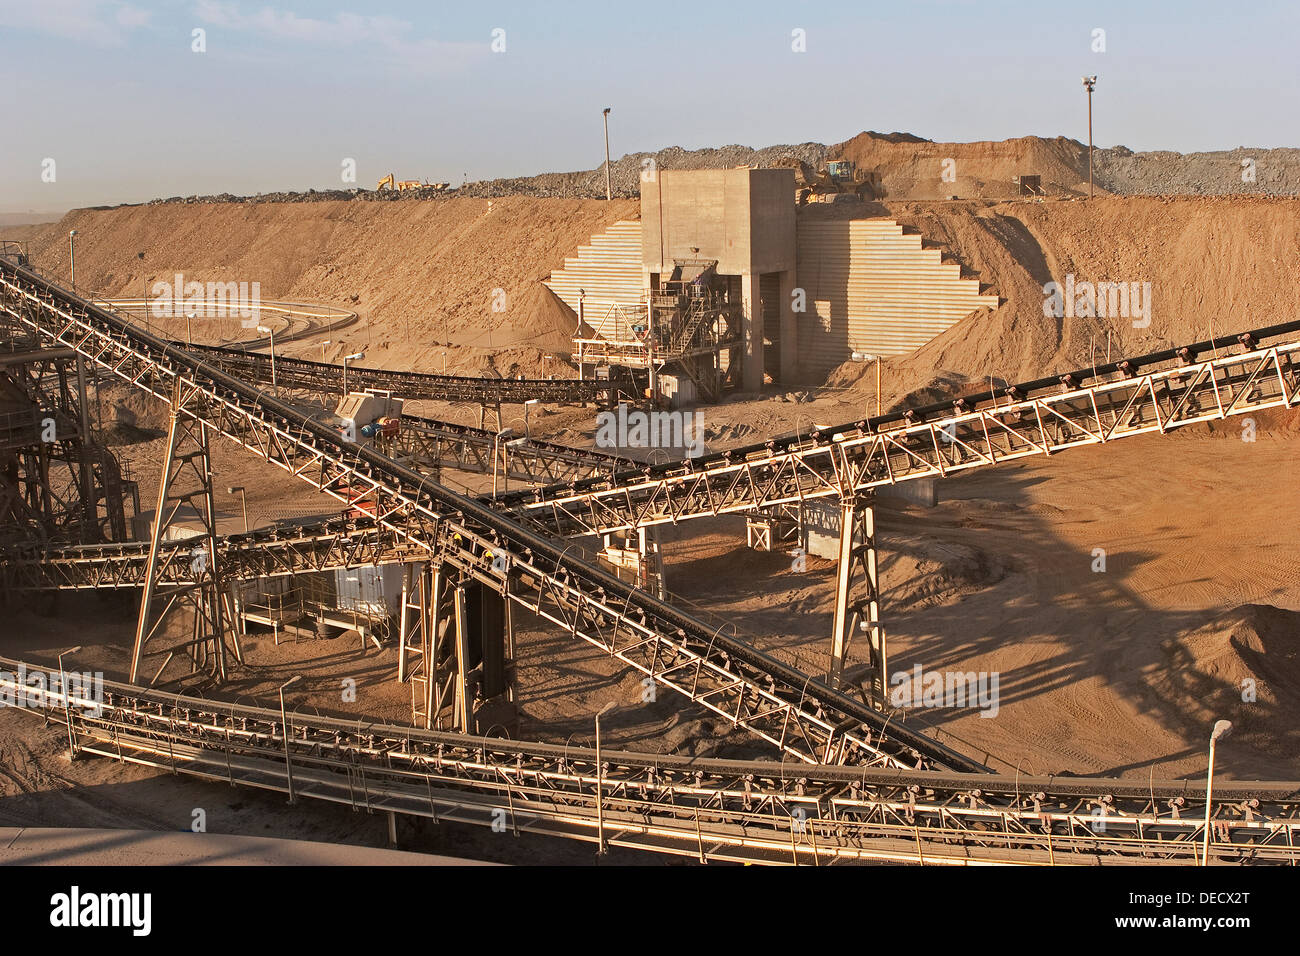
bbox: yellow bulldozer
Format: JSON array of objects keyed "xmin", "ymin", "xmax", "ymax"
[
  {"xmin": 778, "ymin": 159, "xmax": 881, "ymax": 204},
  {"xmin": 376, "ymin": 173, "xmax": 451, "ymax": 193}
]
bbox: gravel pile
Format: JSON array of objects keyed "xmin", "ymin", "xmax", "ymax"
[
  {"xmin": 140, "ymin": 143, "xmax": 830, "ymax": 206},
  {"xmin": 1094, "ymin": 145, "xmax": 1300, "ymax": 196},
  {"xmin": 456, "ymin": 142, "xmax": 829, "ymax": 199},
  {"xmin": 132, "ymin": 139, "xmax": 1299, "ymax": 208}
]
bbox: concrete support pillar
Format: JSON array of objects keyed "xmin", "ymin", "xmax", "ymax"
[
  {"xmin": 740, "ymin": 273, "xmax": 763, "ymax": 392},
  {"xmin": 778, "ymin": 268, "xmax": 798, "ymax": 383}
]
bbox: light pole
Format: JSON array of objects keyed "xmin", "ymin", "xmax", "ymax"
[
  {"xmin": 227, "ymin": 485, "xmax": 248, "ymax": 533},
  {"xmin": 320, "ymin": 339, "xmax": 331, "ymax": 360},
  {"xmin": 492, "ymin": 427, "xmax": 514, "ymax": 500},
  {"xmin": 342, "ymin": 352, "xmax": 365, "ymax": 395},
  {"xmin": 256, "ymin": 324, "xmax": 277, "ymax": 393},
  {"xmin": 506, "ymin": 434, "xmax": 528, "ymax": 488},
  {"xmin": 602, "ymin": 108, "xmax": 612, "ymax": 201},
  {"xmin": 523, "ymin": 398, "xmax": 540, "ymax": 438},
  {"xmin": 279, "ymin": 675, "xmax": 302, "ymax": 804},
  {"xmin": 58, "ymin": 645, "xmax": 83, "ymax": 759},
  {"xmin": 68, "ymin": 230, "xmax": 78, "ymax": 290},
  {"xmin": 137, "ymin": 251, "xmax": 152, "ymax": 334},
  {"xmin": 595, "ymin": 701, "xmax": 616, "ymax": 855},
  {"xmin": 441, "ymin": 350, "xmax": 447, "ymax": 375},
  {"xmin": 1202, "ymin": 719, "xmax": 1232, "ymax": 866},
  {"xmin": 186, "ymin": 311, "xmax": 195, "ymax": 346},
  {"xmin": 852, "ymin": 351, "xmax": 882, "ymax": 417},
  {"xmin": 1082, "ymin": 75, "xmax": 1097, "ymax": 198}
]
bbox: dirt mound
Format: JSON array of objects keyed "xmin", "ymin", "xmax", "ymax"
[
  {"xmin": 58, "ymin": 132, "xmax": 1300, "ymax": 214},
  {"xmin": 1153, "ymin": 605, "xmax": 1300, "ymax": 747},
  {"xmin": 21, "ymin": 197, "xmax": 638, "ymax": 371},
  {"xmin": 884, "ymin": 537, "xmax": 1007, "ymax": 611},
  {"xmin": 831, "ymin": 133, "xmax": 1300, "ymax": 200},
  {"xmin": 854, "ymin": 195, "xmax": 1300, "ymax": 404},
  {"xmin": 831, "ymin": 131, "xmax": 1101, "ymax": 199},
  {"xmin": 17, "ymin": 193, "xmax": 1297, "ymax": 399}
]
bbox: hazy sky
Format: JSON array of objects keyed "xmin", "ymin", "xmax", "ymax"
[{"xmin": 1, "ymin": 0, "xmax": 1296, "ymax": 212}]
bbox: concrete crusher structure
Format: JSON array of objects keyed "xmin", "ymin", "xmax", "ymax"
[{"xmin": 547, "ymin": 167, "xmax": 999, "ymax": 400}]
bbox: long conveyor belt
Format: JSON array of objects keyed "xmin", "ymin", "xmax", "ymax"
[{"xmin": 0, "ymin": 254, "xmax": 978, "ymax": 772}]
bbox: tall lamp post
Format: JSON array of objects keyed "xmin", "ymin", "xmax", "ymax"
[
  {"xmin": 492, "ymin": 427, "xmax": 514, "ymax": 500},
  {"xmin": 1202, "ymin": 719, "xmax": 1232, "ymax": 866},
  {"xmin": 136, "ymin": 251, "xmax": 150, "ymax": 333},
  {"xmin": 595, "ymin": 701, "xmax": 616, "ymax": 855},
  {"xmin": 186, "ymin": 311, "xmax": 196, "ymax": 347},
  {"xmin": 58, "ymin": 645, "xmax": 83, "ymax": 759},
  {"xmin": 68, "ymin": 230, "xmax": 78, "ymax": 290},
  {"xmin": 256, "ymin": 324, "xmax": 277, "ymax": 393},
  {"xmin": 227, "ymin": 485, "xmax": 249, "ymax": 533},
  {"xmin": 342, "ymin": 351, "xmax": 365, "ymax": 395},
  {"xmin": 279, "ymin": 675, "xmax": 302, "ymax": 804},
  {"xmin": 602, "ymin": 108, "xmax": 612, "ymax": 201},
  {"xmin": 1082, "ymin": 75, "xmax": 1097, "ymax": 198},
  {"xmin": 523, "ymin": 398, "xmax": 540, "ymax": 438}
]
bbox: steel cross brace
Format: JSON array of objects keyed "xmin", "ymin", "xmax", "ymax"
[
  {"xmin": 131, "ymin": 378, "xmax": 243, "ymax": 684},
  {"xmin": 829, "ymin": 495, "xmax": 885, "ymax": 702},
  {"xmin": 0, "ymin": 262, "xmax": 967, "ymax": 770}
]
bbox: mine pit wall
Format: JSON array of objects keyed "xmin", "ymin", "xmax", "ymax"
[{"xmin": 14, "ymin": 195, "xmax": 1299, "ymax": 397}]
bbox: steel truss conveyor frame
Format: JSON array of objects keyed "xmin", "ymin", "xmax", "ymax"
[
  {"xmin": 390, "ymin": 413, "xmax": 628, "ymax": 487},
  {"xmin": 185, "ymin": 341, "xmax": 632, "ymax": 406},
  {"xmin": 0, "ymin": 256, "xmax": 974, "ymax": 772},
  {"xmin": 501, "ymin": 321, "xmax": 1300, "ymax": 537},
  {"xmin": 5, "ymin": 664, "xmax": 1298, "ymax": 866},
  {"xmin": 2, "ymin": 516, "xmax": 418, "ymax": 590}
]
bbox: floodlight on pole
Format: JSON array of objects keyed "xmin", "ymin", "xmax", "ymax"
[
  {"xmin": 1200, "ymin": 719, "xmax": 1233, "ymax": 866},
  {"xmin": 1082, "ymin": 76, "xmax": 1097, "ymax": 198},
  {"xmin": 523, "ymin": 398, "xmax": 540, "ymax": 437},
  {"xmin": 492, "ymin": 427, "xmax": 515, "ymax": 500},
  {"xmin": 58, "ymin": 645, "xmax": 83, "ymax": 759},
  {"xmin": 279, "ymin": 675, "xmax": 302, "ymax": 804},
  {"xmin": 602, "ymin": 108, "xmax": 612, "ymax": 201},
  {"xmin": 595, "ymin": 701, "xmax": 617, "ymax": 854},
  {"xmin": 227, "ymin": 485, "xmax": 249, "ymax": 533},
  {"xmin": 257, "ymin": 325, "xmax": 277, "ymax": 392},
  {"xmin": 342, "ymin": 352, "xmax": 365, "ymax": 394}
]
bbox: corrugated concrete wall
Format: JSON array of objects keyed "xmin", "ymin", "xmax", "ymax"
[
  {"xmin": 548, "ymin": 216, "xmax": 998, "ymax": 376},
  {"xmin": 544, "ymin": 220, "xmax": 645, "ymax": 338},
  {"xmin": 795, "ymin": 219, "xmax": 999, "ymax": 377}
]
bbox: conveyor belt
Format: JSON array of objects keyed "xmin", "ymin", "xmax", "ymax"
[
  {"xmin": 0, "ymin": 255, "xmax": 972, "ymax": 772},
  {"xmin": 4, "ymin": 662, "xmax": 1295, "ymax": 866},
  {"xmin": 186, "ymin": 341, "xmax": 634, "ymax": 405},
  {"xmin": 498, "ymin": 321, "xmax": 1300, "ymax": 535}
]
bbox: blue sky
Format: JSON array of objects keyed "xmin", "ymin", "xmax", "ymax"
[{"xmin": 1, "ymin": 0, "xmax": 1296, "ymax": 211}]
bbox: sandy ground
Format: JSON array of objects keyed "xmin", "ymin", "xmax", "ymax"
[
  {"xmin": 7, "ymin": 388, "xmax": 1297, "ymax": 777},
  {"xmin": 3, "ymin": 193, "xmax": 1298, "ymax": 863},
  {"xmin": 2, "ymin": 377, "xmax": 1296, "ymax": 864},
  {"xmin": 0, "ymin": 827, "xmax": 495, "ymax": 866}
]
